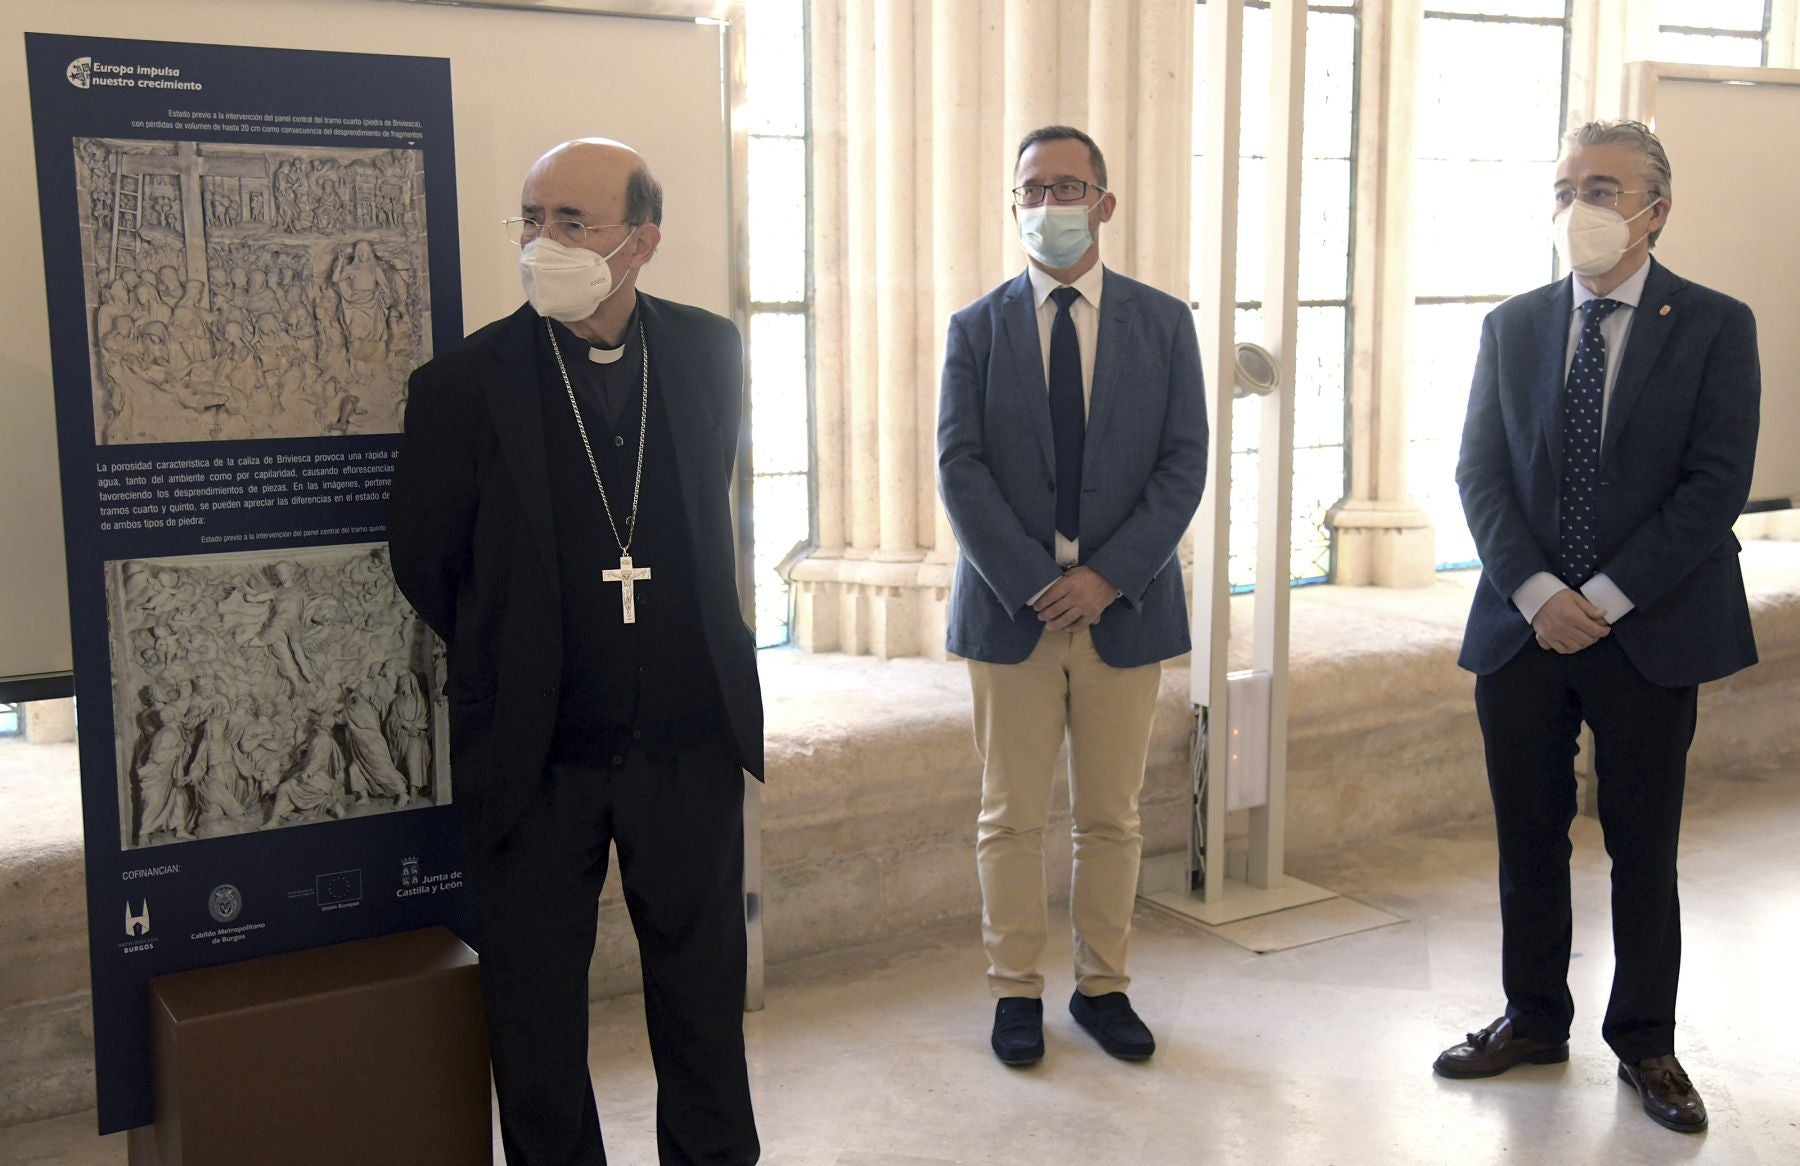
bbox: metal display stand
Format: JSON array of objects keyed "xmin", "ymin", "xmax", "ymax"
[
  {"xmin": 743, "ymin": 774, "xmax": 765, "ymax": 1011},
  {"xmin": 1143, "ymin": 0, "xmax": 1338, "ymax": 927}
]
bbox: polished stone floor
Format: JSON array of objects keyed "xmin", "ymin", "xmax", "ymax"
[{"xmin": 5, "ymin": 755, "xmax": 1796, "ymax": 1165}]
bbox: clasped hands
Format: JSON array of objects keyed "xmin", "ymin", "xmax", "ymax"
[
  {"xmin": 1532, "ymin": 588, "xmax": 1610, "ymax": 654},
  {"xmin": 1033, "ymin": 565, "xmax": 1118, "ymax": 631}
]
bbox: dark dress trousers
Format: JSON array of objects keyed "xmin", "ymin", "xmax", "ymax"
[
  {"xmin": 390, "ymin": 297, "xmax": 763, "ymax": 1165},
  {"xmin": 1455, "ymin": 258, "xmax": 1759, "ymax": 1063}
]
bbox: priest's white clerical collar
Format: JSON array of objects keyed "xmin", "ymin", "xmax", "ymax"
[{"xmin": 550, "ymin": 314, "xmax": 635, "ymax": 364}]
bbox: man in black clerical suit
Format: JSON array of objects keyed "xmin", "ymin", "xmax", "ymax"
[{"xmin": 390, "ymin": 139, "xmax": 763, "ymax": 1166}]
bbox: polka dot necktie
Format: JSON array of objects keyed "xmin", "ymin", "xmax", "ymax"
[
  {"xmin": 1558, "ymin": 297, "xmax": 1623, "ymax": 585},
  {"xmin": 1048, "ymin": 285, "xmax": 1085, "ymax": 542}
]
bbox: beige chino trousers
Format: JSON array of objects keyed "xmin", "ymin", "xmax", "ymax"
[{"xmin": 968, "ymin": 627, "xmax": 1162, "ymax": 998}]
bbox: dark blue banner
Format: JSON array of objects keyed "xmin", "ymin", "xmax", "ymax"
[{"xmin": 25, "ymin": 32, "xmax": 468, "ymax": 1133}]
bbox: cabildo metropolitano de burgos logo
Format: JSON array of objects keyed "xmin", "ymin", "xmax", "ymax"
[{"xmin": 208, "ymin": 884, "xmax": 243, "ymax": 924}]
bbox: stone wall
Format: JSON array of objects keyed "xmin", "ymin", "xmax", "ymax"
[{"xmin": 6, "ymin": 543, "xmax": 1799, "ymax": 1125}]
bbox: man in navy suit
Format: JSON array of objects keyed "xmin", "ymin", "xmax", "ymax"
[
  {"xmin": 1437, "ymin": 121, "xmax": 1759, "ymax": 1134},
  {"xmin": 937, "ymin": 125, "xmax": 1208, "ymax": 1067}
]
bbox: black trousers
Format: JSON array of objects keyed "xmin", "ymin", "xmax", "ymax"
[
  {"xmin": 1474, "ymin": 635, "xmax": 1697, "ymax": 1064},
  {"xmin": 465, "ymin": 737, "xmax": 757, "ymax": 1165}
]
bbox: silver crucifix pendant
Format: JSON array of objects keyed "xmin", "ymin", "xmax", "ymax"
[{"xmin": 602, "ymin": 553, "xmax": 653, "ymax": 624}]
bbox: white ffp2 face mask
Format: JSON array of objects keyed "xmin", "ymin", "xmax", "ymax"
[
  {"xmin": 518, "ymin": 231, "xmax": 637, "ymax": 322},
  {"xmin": 1553, "ymin": 198, "xmax": 1656, "ymax": 278}
]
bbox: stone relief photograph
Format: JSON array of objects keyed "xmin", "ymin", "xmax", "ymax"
[
  {"xmin": 105, "ymin": 543, "xmax": 449, "ymax": 850},
  {"xmin": 73, "ymin": 138, "xmax": 433, "ymax": 445}
]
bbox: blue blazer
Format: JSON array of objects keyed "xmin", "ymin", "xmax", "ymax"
[
  {"xmin": 1456, "ymin": 259, "xmax": 1760, "ymax": 688},
  {"xmin": 937, "ymin": 268, "xmax": 1209, "ymax": 667}
]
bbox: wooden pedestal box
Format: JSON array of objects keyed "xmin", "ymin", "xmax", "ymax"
[{"xmin": 126, "ymin": 926, "xmax": 490, "ymax": 1166}]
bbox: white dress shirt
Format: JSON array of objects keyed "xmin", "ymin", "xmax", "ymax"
[
  {"xmin": 1027, "ymin": 261, "xmax": 1105, "ymax": 570},
  {"xmin": 1511, "ymin": 257, "xmax": 1651, "ymax": 626}
]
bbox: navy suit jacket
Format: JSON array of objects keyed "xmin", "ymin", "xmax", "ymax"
[
  {"xmin": 937, "ymin": 267, "xmax": 1209, "ymax": 667},
  {"xmin": 1455, "ymin": 259, "xmax": 1759, "ymax": 688}
]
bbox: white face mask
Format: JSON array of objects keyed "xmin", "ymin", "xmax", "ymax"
[
  {"xmin": 1552, "ymin": 198, "xmax": 1656, "ymax": 278},
  {"xmin": 518, "ymin": 230, "xmax": 637, "ymax": 322},
  {"xmin": 1017, "ymin": 204, "xmax": 1094, "ymax": 270}
]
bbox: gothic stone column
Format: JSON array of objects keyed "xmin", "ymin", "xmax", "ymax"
[
  {"xmin": 1328, "ymin": 0, "xmax": 1436, "ymax": 586},
  {"xmin": 793, "ymin": 0, "xmax": 1196, "ymax": 657}
]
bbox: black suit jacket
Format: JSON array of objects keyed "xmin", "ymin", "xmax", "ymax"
[
  {"xmin": 1456, "ymin": 259, "xmax": 1760, "ymax": 688},
  {"xmin": 389, "ymin": 296, "xmax": 763, "ymax": 848}
]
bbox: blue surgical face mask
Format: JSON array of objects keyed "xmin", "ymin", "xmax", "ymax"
[{"xmin": 1017, "ymin": 204, "xmax": 1094, "ymax": 269}]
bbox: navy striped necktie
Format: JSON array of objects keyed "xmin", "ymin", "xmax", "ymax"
[
  {"xmin": 1048, "ymin": 285, "xmax": 1084, "ymax": 542},
  {"xmin": 1559, "ymin": 297, "xmax": 1623, "ymax": 585}
]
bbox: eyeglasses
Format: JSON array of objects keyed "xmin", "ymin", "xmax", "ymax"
[
  {"xmin": 1011, "ymin": 180, "xmax": 1106, "ymax": 207},
  {"xmin": 1553, "ymin": 187, "xmax": 1654, "ymax": 210},
  {"xmin": 501, "ymin": 217, "xmax": 632, "ymax": 246}
]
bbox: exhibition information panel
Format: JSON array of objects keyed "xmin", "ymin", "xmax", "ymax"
[{"xmin": 26, "ymin": 33, "xmax": 469, "ymax": 1133}]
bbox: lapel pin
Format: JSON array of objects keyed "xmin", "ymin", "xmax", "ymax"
[{"xmin": 1659, "ymin": 305, "xmax": 1671, "ymax": 316}]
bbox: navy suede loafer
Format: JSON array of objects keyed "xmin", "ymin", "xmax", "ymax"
[
  {"xmin": 1069, "ymin": 990, "xmax": 1155, "ymax": 1061},
  {"xmin": 991, "ymin": 996, "xmax": 1045, "ymax": 1066}
]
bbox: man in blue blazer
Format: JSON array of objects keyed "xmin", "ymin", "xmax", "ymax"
[
  {"xmin": 1438, "ymin": 121, "xmax": 1759, "ymax": 1135},
  {"xmin": 937, "ymin": 126, "xmax": 1208, "ymax": 1067}
]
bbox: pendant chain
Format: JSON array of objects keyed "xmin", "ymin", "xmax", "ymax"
[{"xmin": 546, "ymin": 316, "xmax": 649, "ymax": 555}]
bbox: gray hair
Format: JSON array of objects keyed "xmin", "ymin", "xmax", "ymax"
[
  {"xmin": 625, "ymin": 164, "xmax": 663, "ymax": 228},
  {"xmin": 1562, "ymin": 119, "xmax": 1671, "ymax": 246}
]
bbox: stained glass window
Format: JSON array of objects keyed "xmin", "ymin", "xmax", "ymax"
[
  {"xmin": 1658, "ymin": 0, "xmax": 1766, "ymax": 32},
  {"xmin": 1424, "ymin": 1, "xmax": 1565, "ymax": 14},
  {"xmin": 1409, "ymin": 5, "xmax": 1570, "ymax": 569},
  {"xmin": 1656, "ymin": 0, "xmax": 1771, "ymax": 67},
  {"xmin": 1655, "ymin": 32, "xmax": 1764, "ymax": 66},
  {"xmin": 744, "ymin": 0, "xmax": 811, "ymax": 648}
]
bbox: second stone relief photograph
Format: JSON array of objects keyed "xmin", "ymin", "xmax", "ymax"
[
  {"xmin": 106, "ymin": 543, "xmax": 449, "ymax": 850},
  {"xmin": 75, "ymin": 138, "xmax": 433, "ymax": 445}
]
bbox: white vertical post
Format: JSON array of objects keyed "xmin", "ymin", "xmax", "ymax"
[
  {"xmin": 1248, "ymin": 0, "xmax": 1306, "ymax": 891},
  {"xmin": 1772, "ymin": 0, "xmax": 1800, "ymax": 69},
  {"xmin": 1191, "ymin": 0, "xmax": 1243, "ymax": 903},
  {"xmin": 723, "ymin": 3, "xmax": 762, "ymax": 1012}
]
